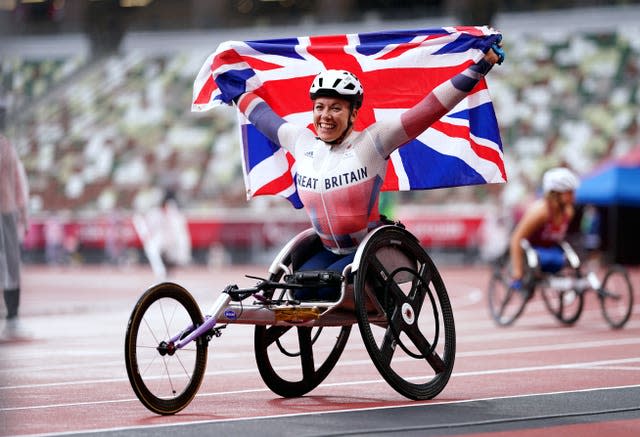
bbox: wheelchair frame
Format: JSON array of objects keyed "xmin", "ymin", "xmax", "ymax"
[
  {"xmin": 488, "ymin": 238, "xmax": 634, "ymax": 328},
  {"xmin": 124, "ymin": 224, "xmax": 456, "ymax": 415}
]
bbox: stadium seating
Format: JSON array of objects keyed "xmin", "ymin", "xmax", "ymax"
[{"xmin": 2, "ymin": 28, "xmax": 639, "ymax": 216}]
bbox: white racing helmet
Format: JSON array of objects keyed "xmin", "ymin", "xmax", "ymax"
[
  {"xmin": 542, "ymin": 167, "xmax": 580, "ymax": 193},
  {"xmin": 309, "ymin": 69, "xmax": 363, "ymax": 108}
]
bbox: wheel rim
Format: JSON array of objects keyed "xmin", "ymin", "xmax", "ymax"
[{"xmin": 125, "ymin": 283, "xmax": 207, "ymax": 415}]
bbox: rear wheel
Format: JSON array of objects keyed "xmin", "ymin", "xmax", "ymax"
[
  {"xmin": 488, "ymin": 258, "xmax": 530, "ymax": 326},
  {"xmin": 599, "ymin": 266, "xmax": 633, "ymax": 329},
  {"xmin": 254, "ymin": 322, "xmax": 351, "ymax": 397},
  {"xmin": 254, "ymin": 266, "xmax": 351, "ymax": 398},
  {"xmin": 124, "ymin": 282, "xmax": 207, "ymax": 415},
  {"xmin": 353, "ymin": 226, "xmax": 455, "ymax": 400}
]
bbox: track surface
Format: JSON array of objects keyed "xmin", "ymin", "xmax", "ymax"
[{"xmin": 1, "ymin": 263, "xmax": 639, "ymax": 436}]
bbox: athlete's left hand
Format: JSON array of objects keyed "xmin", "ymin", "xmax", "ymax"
[{"xmin": 486, "ymin": 34, "xmax": 505, "ymax": 65}]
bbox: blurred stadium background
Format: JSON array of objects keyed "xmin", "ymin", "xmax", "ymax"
[{"xmin": 2, "ymin": 0, "xmax": 640, "ymax": 267}]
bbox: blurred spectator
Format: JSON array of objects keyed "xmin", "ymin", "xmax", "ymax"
[
  {"xmin": 104, "ymin": 209, "xmax": 128, "ymax": 266},
  {"xmin": 44, "ymin": 215, "xmax": 65, "ymax": 265},
  {"xmin": 479, "ymin": 203, "xmax": 510, "ymax": 263},
  {"xmin": 1, "ymin": 103, "xmax": 30, "ymax": 340},
  {"xmin": 133, "ymin": 190, "xmax": 191, "ymax": 280}
]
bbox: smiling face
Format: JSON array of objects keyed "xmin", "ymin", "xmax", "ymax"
[{"xmin": 312, "ymin": 96, "xmax": 358, "ymax": 143}]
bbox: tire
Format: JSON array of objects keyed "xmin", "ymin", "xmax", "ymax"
[
  {"xmin": 599, "ymin": 265, "xmax": 633, "ymax": 329},
  {"xmin": 353, "ymin": 226, "xmax": 455, "ymax": 400},
  {"xmin": 487, "ymin": 260, "xmax": 530, "ymax": 326},
  {"xmin": 540, "ymin": 268, "xmax": 584, "ymax": 325},
  {"xmin": 254, "ymin": 271, "xmax": 352, "ymax": 398},
  {"xmin": 124, "ymin": 282, "xmax": 207, "ymax": 415}
]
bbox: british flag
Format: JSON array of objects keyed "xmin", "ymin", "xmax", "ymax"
[{"xmin": 192, "ymin": 26, "xmax": 505, "ymax": 208}]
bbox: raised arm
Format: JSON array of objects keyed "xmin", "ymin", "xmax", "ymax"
[
  {"xmin": 235, "ymin": 92, "xmax": 306, "ymax": 153},
  {"xmin": 373, "ymin": 46, "xmax": 503, "ymax": 158},
  {"xmin": 405, "ymin": 50, "xmax": 499, "ymax": 134}
]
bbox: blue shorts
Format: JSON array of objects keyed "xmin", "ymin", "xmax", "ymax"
[{"xmin": 533, "ymin": 246, "xmax": 565, "ymax": 274}]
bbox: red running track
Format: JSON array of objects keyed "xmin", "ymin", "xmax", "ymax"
[{"xmin": 1, "ymin": 263, "xmax": 639, "ymax": 436}]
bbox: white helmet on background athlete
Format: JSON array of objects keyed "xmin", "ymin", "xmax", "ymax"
[
  {"xmin": 309, "ymin": 70, "xmax": 364, "ymax": 109},
  {"xmin": 542, "ymin": 167, "xmax": 580, "ymax": 193}
]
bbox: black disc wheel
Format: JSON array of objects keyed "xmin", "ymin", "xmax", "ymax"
[
  {"xmin": 540, "ymin": 269, "xmax": 584, "ymax": 325},
  {"xmin": 487, "ymin": 258, "xmax": 530, "ymax": 326},
  {"xmin": 599, "ymin": 266, "xmax": 633, "ymax": 329},
  {"xmin": 125, "ymin": 282, "xmax": 207, "ymax": 415},
  {"xmin": 254, "ymin": 269, "xmax": 352, "ymax": 398},
  {"xmin": 353, "ymin": 226, "xmax": 455, "ymax": 400}
]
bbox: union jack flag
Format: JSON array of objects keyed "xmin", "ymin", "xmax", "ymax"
[{"xmin": 192, "ymin": 26, "xmax": 505, "ymax": 208}]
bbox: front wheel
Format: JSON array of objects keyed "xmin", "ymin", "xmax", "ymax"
[
  {"xmin": 599, "ymin": 266, "xmax": 633, "ymax": 329},
  {"xmin": 124, "ymin": 282, "xmax": 208, "ymax": 415}
]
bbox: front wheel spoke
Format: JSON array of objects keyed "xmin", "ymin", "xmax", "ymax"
[
  {"xmin": 158, "ymin": 300, "xmax": 176, "ymax": 340},
  {"xmin": 174, "ymin": 350, "xmax": 194, "ymax": 380},
  {"xmin": 139, "ymin": 351, "xmax": 160, "ymax": 377},
  {"xmin": 142, "ymin": 317, "xmax": 161, "ymax": 345},
  {"xmin": 161, "ymin": 356, "xmax": 178, "ymax": 397}
]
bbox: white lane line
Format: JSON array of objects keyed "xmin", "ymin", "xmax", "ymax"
[
  {"xmin": 3, "ymin": 337, "xmax": 640, "ymax": 391},
  {"xmin": 459, "ymin": 337, "xmax": 640, "ymax": 357},
  {"xmin": 2, "ymin": 358, "xmax": 640, "ymax": 412},
  {"xmin": 3, "ymin": 320, "xmax": 639, "ymax": 375}
]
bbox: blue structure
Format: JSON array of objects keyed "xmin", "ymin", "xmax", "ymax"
[{"xmin": 576, "ymin": 147, "xmax": 640, "ymax": 264}]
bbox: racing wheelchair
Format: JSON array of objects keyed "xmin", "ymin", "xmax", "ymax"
[
  {"xmin": 124, "ymin": 224, "xmax": 456, "ymax": 415},
  {"xmin": 488, "ymin": 239, "xmax": 633, "ymax": 329}
]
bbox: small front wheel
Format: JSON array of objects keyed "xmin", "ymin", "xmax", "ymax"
[
  {"xmin": 599, "ymin": 266, "xmax": 633, "ymax": 329},
  {"xmin": 124, "ymin": 282, "xmax": 208, "ymax": 415}
]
